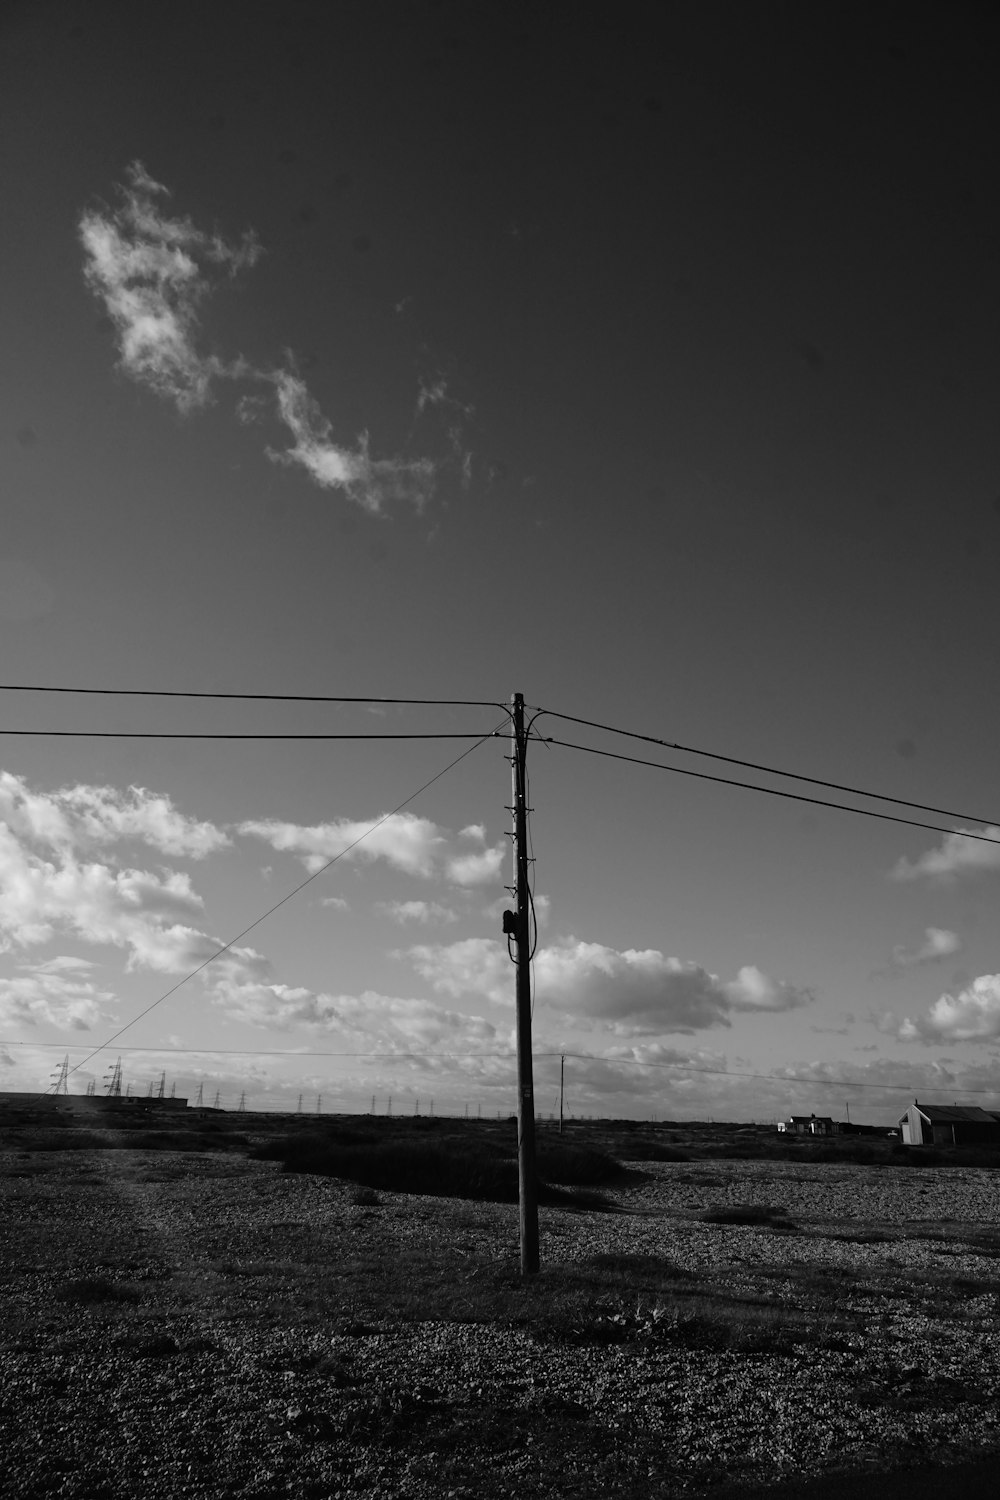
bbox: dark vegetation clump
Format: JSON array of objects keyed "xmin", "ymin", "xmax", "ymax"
[
  {"xmin": 700, "ymin": 1204, "xmax": 791, "ymax": 1227},
  {"xmin": 57, "ymin": 1276, "xmax": 141, "ymax": 1306},
  {"xmin": 251, "ymin": 1128, "xmax": 621, "ymax": 1208}
]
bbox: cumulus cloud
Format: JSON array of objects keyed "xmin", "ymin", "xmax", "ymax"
[
  {"xmin": 0, "ymin": 820, "xmax": 217, "ymax": 973},
  {"xmin": 722, "ymin": 965, "xmax": 814, "ymax": 1011},
  {"xmin": 894, "ymin": 973, "xmax": 1000, "ymax": 1042},
  {"xmin": 0, "ymin": 770, "xmax": 230, "ymax": 977},
  {"xmin": 0, "ymin": 771, "xmax": 228, "ymax": 859},
  {"xmin": 79, "ymin": 160, "xmax": 260, "ymax": 412},
  {"xmin": 891, "ymin": 827, "xmax": 1000, "ymax": 882},
  {"xmin": 445, "ymin": 843, "xmax": 506, "ymax": 887},
  {"xmin": 0, "ymin": 958, "xmax": 116, "ymax": 1030},
  {"xmin": 268, "ymin": 370, "xmax": 436, "ymax": 514},
  {"xmin": 891, "ymin": 927, "xmax": 960, "ymax": 967},
  {"xmin": 81, "ymin": 164, "xmax": 451, "ymax": 513},
  {"xmin": 407, "ymin": 936, "xmax": 812, "ymax": 1033},
  {"xmin": 408, "ymin": 937, "xmax": 510, "ymax": 1003}
]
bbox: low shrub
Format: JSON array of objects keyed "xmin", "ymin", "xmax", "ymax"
[
  {"xmin": 57, "ymin": 1276, "xmax": 141, "ymax": 1306},
  {"xmin": 700, "ymin": 1204, "xmax": 788, "ymax": 1226},
  {"xmin": 260, "ymin": 1131, "xmax": 617, "ymax": 1208}
]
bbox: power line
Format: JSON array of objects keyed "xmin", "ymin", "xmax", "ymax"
[
  {"xmin": 540, "ymin": 1052, "xmax": 1000, "ymax": 1095},
  {"xmin": 542, "ymin": 737, "xmax": 1000, "ymax": 845},
  {"xmin": 0, "ymin": 730, "xmax": 498, "ymax": 739},
  {"xmin": 49, "ymin": 722, "xmax": 506, "ymax": 1092},
  {"xmin": 0, "ymin": 684, "xmax": 506, "ymax": 710},
  {"xmin": 533, "ymin": 706, "xmax": 997, "ymax": 830}
]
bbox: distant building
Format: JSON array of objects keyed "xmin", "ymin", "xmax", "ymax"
[
  {"xmin": 899, "ymin": 1102, "xmax": 1000, "ymax": 1146},
  {"xmin": 777, "ymin": 1114, "xmax": 836, "ymax": 1135}
]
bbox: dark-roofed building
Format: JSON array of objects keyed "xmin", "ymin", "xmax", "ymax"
[
  {"xmin": 777, "ymin": 1114, "xmax": 836, "ymax": 1135},
  {"xmin": 899, "ymin": 1102, "xmax": 1000, "ymax": 1146}
]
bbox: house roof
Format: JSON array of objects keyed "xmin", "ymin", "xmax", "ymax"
[{"xmin": 910, "ymin": 1105, "xmax": 1000, "ymax": 1124}]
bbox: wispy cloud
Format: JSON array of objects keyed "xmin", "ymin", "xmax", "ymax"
[
  {"xmin": 891, "ymin": 926, "xmax": 960, "ymax": 967},
  {"xmin": 239, "ymin": 810, "xmax": 503, "ymax": 889},
  {"xmin": 81, "ymin": 164, "xmax": 459, "ymax": 513},
  {"xmin": 238, "ymin": 811, "xmax": 445, "ymax": 878},
  {"xmin": 79, "ymin": 161, "xmax": 260, "ymax": 412},
  {"xmin": 379, "ymin": 900, "xmax": 459, "ymax": 925},
  {"xmin": 267, "ymin": 369, "xmax": 436, "ymax": 514},
  {"xmin": 891, "ymin": 827, "xmax": 1000, "ymax": 882},
  {"xmin": 0, "ymin": 959, "xmax": 116, "ymax": 1031}
]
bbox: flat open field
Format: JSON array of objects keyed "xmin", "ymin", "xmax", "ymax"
[{"xmin": 3, "ymin": 1111, "xmax": 1000, "ymax": 1498}]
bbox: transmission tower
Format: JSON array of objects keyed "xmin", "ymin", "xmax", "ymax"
[
  {"xmin": 195, "ymin": 1083, "xmax": 203, "ymax": 1107},
  {"xmin": 169, "ymin": 1082, "xmax": 176, "ymax": 1099},
  {"xmin": 157, "ymin": 1071, "xmax": 166, "ymax": 1101},
  {"xmin": 212, "ymin": 1090, "xmax": 221, "ymax": 1109},
  {"xmin": 316, "ymin": 1094, "xmax": 322, "ymax": 1114},
  {"xmin": 50, "ymin": 1055, "xmax": 69, "ymax": 1095},
  {"xmin": 297, "ymin": 1093, "xmax": 303, "ymax": 1114},
  {"xmin": 104, "ymin": 1057, "xmax": 122, "ymax": 1097},
  {"xmin": 237, "ymin": 1091, "xmax": 246, "ymax": 1113},
  {"xmin": 85, "ymin": 1079, "xmax": 96, "ymax": 1097}
]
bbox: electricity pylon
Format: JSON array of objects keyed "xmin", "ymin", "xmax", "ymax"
[
  {"xmin": 50, "ymin": 1055, "xmax": 69, "ymax": 1095},
  {"xmin": 104, "ymin": 1057, "xmax": 123, "ymax": 1097}
]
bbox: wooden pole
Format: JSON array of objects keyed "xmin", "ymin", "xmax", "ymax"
[{"xmin": 510, "ymin": 692, "xmax": 539, "ymax": 1275}]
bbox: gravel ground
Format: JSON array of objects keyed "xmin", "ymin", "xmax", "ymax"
[{"xmin": 3, "ymin": 1149, "xmax": 1000, "ymax": 1498}]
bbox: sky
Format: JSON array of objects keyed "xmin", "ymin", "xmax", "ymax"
[{"xmin": 2, "ymin": 1, "xmax": 1000, "ymax": 1122}]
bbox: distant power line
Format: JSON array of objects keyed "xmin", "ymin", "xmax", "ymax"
[{"xmin": 5, "ymin": 1039, "xmax": 997, "ymax": 1098}]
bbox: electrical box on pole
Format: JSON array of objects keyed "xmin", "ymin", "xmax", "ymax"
[{"xmin": 504, "ymin": 692, "xmax": 539, "ymax": 1275}]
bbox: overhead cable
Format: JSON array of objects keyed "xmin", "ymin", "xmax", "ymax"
[
  {"xmin": 0, "ymin": 684, "xmax": 506, "ymax": 710},
  {"xmin": 0, "ymin": 730, "xmax": 498, "ymax": 740},
  {"xmin": 542, "ymin": 737, "xmax": 1000, "ymax": 845},
  {"xmin": 534, "ymin": 707, "xmax": 996, "ymax": 829}
]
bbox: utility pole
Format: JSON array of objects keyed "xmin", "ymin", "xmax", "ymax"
[{"xmin": 504, "ymin": 691, "xmax": 539, "ymax": 1275}]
